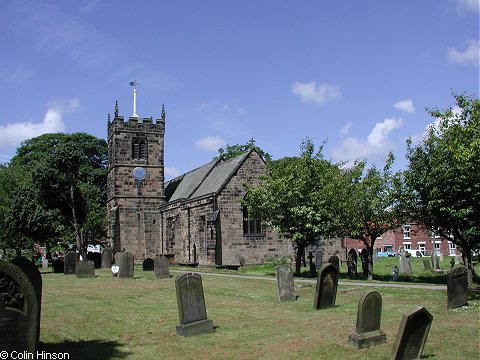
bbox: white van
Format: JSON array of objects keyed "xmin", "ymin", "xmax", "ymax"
[{"xmin": 404, "ymin": 249, "xmax": 431, "ymax": 257}]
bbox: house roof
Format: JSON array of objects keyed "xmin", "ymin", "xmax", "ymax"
[{"xmin": 164, "ymin": 150, "xmax": 252, "ymax": 203}]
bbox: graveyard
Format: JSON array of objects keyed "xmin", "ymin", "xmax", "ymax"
[{"xmin": 15, "ymin": 258, "xmax": 476, "ymax": 360}]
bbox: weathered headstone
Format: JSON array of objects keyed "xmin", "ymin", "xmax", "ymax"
[
  {"xmin": 87, "ymin": 252, "xmax": 101, "ymax": 268},
  {"xmin": 423, "ymin": 259, "xmax": 432, "ymax": 271},
  {"xmin": 142, "ymin": 258, "xmax": 154, "ymax": 271},
  {"xmin": 360, "ymin": 250, "xmax": 369, "ymax": 276},
  {"xmin": 391, "ymin": 306, "xmax": 433, "ymax": 360},
  {"xmin": 11, "ymin": 257, "xmax": 42, "ymax": 347},
  {"xmin": 118, "ymin": 251, "xmax": 134, "ymax": 278},
  {"xmin": 392, "ymin": 266, "xmax": 399, "ymax": 281},
  {"xmin": 175, "ymin": 273, "xmax": 214, "ymax": 336},
  {"xmin": 0, "ymin": 259, "xmax": 38, "ymax": 352},
  {"xmin": 455, "ymin": 255, "xmax": 462, "ymax": 265},
  {"xmin": 399, "ymin": 254, "xmax": 412, "ymax": 274},
  {"xmin": 447, "ymin": 265, "xmax": 468, "ymax": 309},
  {"xmin": 154, "ymin": 255, "xmax": 170, "ymax": 279},
  {"xmin": 64, "ymin": 251, "xmax": 77, "ymax": 275},
  {"xmin": 42, "ymin": 259, "xmax": 49, "ymax": 268},
  {"xmin": 315, "ymin": 250, "xmax": 323, "ymax": 269},
  {"xmin": 347, "ymin": 249, "xmax": 358, "ymax": 279},
  {"xmin": 101, "ymin": 248, "xmax": 113, "ymax": 268},
  {"xmin": 313, "ymin": 263, "xmax": 339, "ymax": 310},
  {"xmin": 114, "ymin": 251, "xmax": 122, "ymax": 265},
  {"xmin": 76, "ymin": 260, "xmax": 95, "ymax": 278},
  {"xmin": 275, "ymin": 264, "xmax": 296, "ymax": 301},
  {"xmin": 348, "ymin": 291, "xmax": 386, "ymax": 349},
  {"xmin": 52, "ymin": 259, "xmax": 64, "ymax": 273}
]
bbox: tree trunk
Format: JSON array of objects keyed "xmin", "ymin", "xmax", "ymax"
[
  {"xmin": 464, "ymin": 250, "xmax": 474, "ymax": 286},
  {"xmin": 366, "ymin": 244, "xmax": 374, "ymax": 281},
  {"xmin": 294, "ymin": 243, "xmax": 306, "ymax": 276}
]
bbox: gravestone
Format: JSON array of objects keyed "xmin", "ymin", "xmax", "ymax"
[
  {"xmin": 87, "ymin": 252, "xmax": 101, "ymax": 268},
  {"xmin": 347, "ymin": 249, "xmax": 358, "ymax": 279},
  {"xmin": 154, "ymin": 255, "xmax": 170, "ymax": 279},
  {"xmin": 76, "ymin": 261, "xmax": 95, "ymax": 278},
  {"xmin": 275, "ymin": 264, "xmax": 296, "ymax": 301},
  {"xmin": 313, "ymin": 263, "xmax": 339, "ymax": 310},
  {"xmin": 447, "ymin": 265, "xmax": 468, "ymax": 309},
  {"xmin": 118, "ymin": 251, "xmax": 134, "ymax": 278},
  {"xmin": 431, "ymin": 252, "xmax": 440, "ymax": 270},
  {"xmin": 391, "ymin": 306, "xmax": 433, "ymax": 360},
  {"xmin": 0, "ymin": 259, "xmax": 38, "ymax": 352},
  {"xmin": 392, "ymin": 266, "xmax": 399, "ymax": 281},
  {"xmin": 360, "ymin": 250, "xmax": 369, "ymax": 276},
  {"xmin": 64, "ymin": 251, "xmax": 77, "ymax": 275},
  {"xmin": 52, "ymin": 259, "xmax": 64, "ymax": 273},
  {"xmin": 114, "ymin": 251, "xmax": 122, "ymax": 265},
  {"xmin": 328, "ymin": 255, "xmax": 340, "ymax": 269},
  {"xmin": 455, "ymin": 255, "xmax": 462, "ymax": 265},
  {"xmin": 175, "ymin": 273, "xmax": 214, "ymax": 336},
  {"xmin": 101, "ymin": 248, "xmax": 113, "ymax": 268},
  {"xmin": 348, "ymin": 291, "xmax": 386, "ymax": 348},
  {"xmin": 143, "ymin": 258, "xmax": 154, "ymax": 271},
  {"xmin": 423, "ymin": 259, "xmax": 432, "ymax": 271},
  {"xmin": 399, "ymin": 254, "xmax": 412, "ymax": 274},
  {"xmin": 315, "ymin": 250, "xmax": 323, "ymax": 269},
  {"xmin": 11, "ymin": 257, "xmax": 42, "ymax": 346},
  {"xmin": 42, "ymin": 259, "xmax": 49, "ymax": 268}
]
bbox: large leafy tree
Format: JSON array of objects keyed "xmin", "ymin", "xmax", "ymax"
[
  {"xmin": 341, "ymin": 153, "xmax": 405, "ymax": 280},
  {"xmin": 0, "ymin": 133, "xmax": 107, "ymax": 257},
  {"xmin": 216, "ymin": 138, "xmax": 272, "ymax": 162},
  {"xmin": 244, "ymin": 138, "xmax": 346, "ymax": 275},
  {"xmin": 405, "ymin": 93, "xmax": 480, "ymax": 284}
]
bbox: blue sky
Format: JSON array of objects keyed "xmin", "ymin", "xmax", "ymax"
[{"xmin": 0, "ymin": 0, "xmax": 478, "ymax": 178}]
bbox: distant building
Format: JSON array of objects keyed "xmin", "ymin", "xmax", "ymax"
[
  {"xmin": 106, "ymin": 104, "xmax": 294, "ymax": 264},
  {"xmin": 344, "ymin": 222, "xmax": 458, "ymax": 257}
]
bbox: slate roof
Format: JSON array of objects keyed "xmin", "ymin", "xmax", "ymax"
[{"xmin": 164, "ymin": 151, "xmax": 252, "ymax": 203}]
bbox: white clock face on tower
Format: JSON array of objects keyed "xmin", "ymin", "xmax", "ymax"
[{"xmin": 132, "ymin": 166, "xmax": 146, "ymax": 181}]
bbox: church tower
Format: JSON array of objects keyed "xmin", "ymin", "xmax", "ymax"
[{"xmin": 106, "ymin": 101, "xmax": 166, "ymax": 259}]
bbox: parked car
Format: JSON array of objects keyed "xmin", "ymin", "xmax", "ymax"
[
  {"xmin": 377, "ymin": 251, "xmax": 398, "ymax": 257},
  {"xmin": 404, "ymin": 249, "xmax": 431, "ymax": 257}
]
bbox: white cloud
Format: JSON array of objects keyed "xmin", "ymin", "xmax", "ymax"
[
  {"xmin": 394, "ymin": 99, "xmax": 415, "ymax": 114},
  {"xmin": 292, "ymin": 81, "xmax": 341, "ymax": 105},
  {"xmin": 165, "ymin": 166, "xmax": 181, "ymax": 179},
  {"xmin": 447, "ymin": 40, "xmax": 480, "ymax": 67},
  {"xmin": 0, "ymin": 98, "xmax": 79, "ymax": 150},
  {"xmin": 194, "ymin": 136, "xmax": 226, "ymax": 152},
  {"xmin": 340, "ymin": 122, "xmax": 352, "ymax": 135},
  {"xmin": 332, "ymin": 117, "xmax": 403, "ymax": 166},
  {"xmin": 455, "ymin": 0, "xmax": 479, "ymax": 13}
]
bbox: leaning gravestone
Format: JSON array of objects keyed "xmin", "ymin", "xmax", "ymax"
[
  {"xmin": 0, "ymin": 259, "xmax": 38, "ymax": 352},
  {"xmin": 347, "ymin": 249, "xmax": 358, "ymax": 279},
  {"xmin": 399, "ymin": 254, "xmax": 412, "ymax": 274},
  {"xmin": 118, "ymin": 251, "xmax": 134, "ymax": 278},
  {"xmin": 142, "ymin": 258, "xmax": 154, "ymax": 271},
  {"xmin": 64, "ymin": 251, "xmax": 77, "ymax": 275},
  {"xmin": 348, "ymin": 291, "xmax": 386, "ymax": 349},
  {"xmin": 154, "ymin": 255, "xmax": 170, "ymax": 279},
  {"xmin": 447, "ymin": 265, "xmax": 468, "ymax": 309},
  {"xmin": 52, "ymin": 259, "xmax": 64, "ymax": 273},
  {"xmin": 101, "ymin": 248, "xmax": 113, "ymax": 268},
  {"xmin": 275, "ymin": 264, "xmax": 296, "ymax": 301},
  {"xmin": 423, "ymin": 259, "xmax": 432, "ymax": 271},
  {"xmin": 114, "ymin": 251, "xmax": 122, "ymax": 265},
  {"xmin": 175, "ymin": 273, "xmax": 214, "ymax": 336},
  {"xmin": 76, "ymin": 260, "xmax": 95, "ymax": 278},
  {"xmin": 314, "ymin": 263, "xmax": 339, "ymax": 310},
  {"xmin": 11, "ymin": 257, "xmax": 42, "ymax": 347},
  {"xmin": 391, "ymin": 306, "xmax": 433, "ymax": 360}
]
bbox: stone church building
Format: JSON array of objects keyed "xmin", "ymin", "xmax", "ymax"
[{"xmin": 106, "ymin": 104, "xmax": 293, "ymax": 265}]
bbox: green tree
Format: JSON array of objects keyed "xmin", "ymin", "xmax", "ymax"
[
  {"xmin": 405, "ymin": 93, "xmax": 480, "ymax": 284},
  {"xmin": 216, "ymin": 138, "xmax": 272, "ymax": 162},
  {"xmin": 340, "ymin": 153, "xmax": 404, "ymax": 280},
  {"xmin": 243, "ymin": 138, "xmax": 345, "ymax": 275},
  {"xmin": 0, "ymin": 133, "xmax": 107, "ymax": 257}
]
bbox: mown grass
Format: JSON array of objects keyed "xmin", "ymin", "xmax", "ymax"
[{"xmin": 39, "ymin": 264, "xmax": 479, "ymax": 360}]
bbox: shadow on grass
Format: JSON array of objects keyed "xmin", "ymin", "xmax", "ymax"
[{"xmin": 42, "ymin": 340, "xmax": 131, "ymax": 360}]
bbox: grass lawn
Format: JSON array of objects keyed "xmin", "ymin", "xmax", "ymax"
[{"xmin": 39, "ymin": 260, "xmax": 479, "ymax": 360}]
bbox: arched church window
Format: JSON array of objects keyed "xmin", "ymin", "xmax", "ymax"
[{"xmin": 243, "ymin": 206, "xmax": 263, "ymax": 236}]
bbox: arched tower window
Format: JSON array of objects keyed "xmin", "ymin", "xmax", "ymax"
[{"xmin": 132, "ymin": 139, "xmax": 147, "ymax": 160}]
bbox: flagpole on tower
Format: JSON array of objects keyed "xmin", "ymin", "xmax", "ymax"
[{"xmin": 129, "ymin": 80, "xmax": 140, "ymax": 117}]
